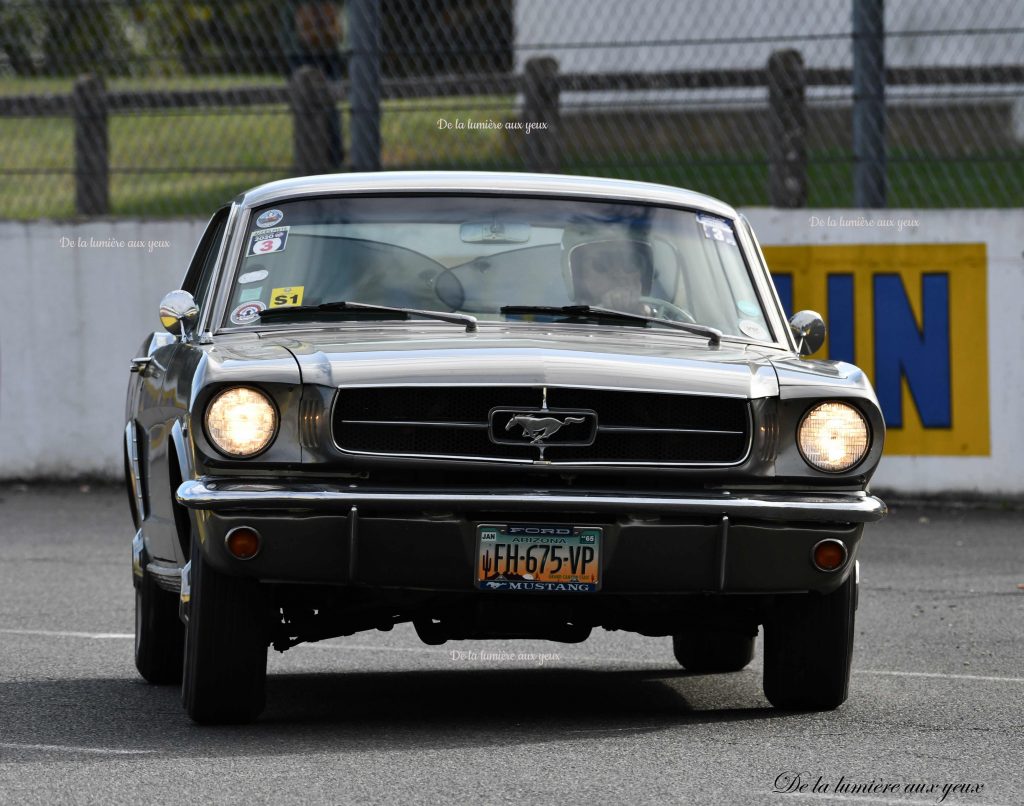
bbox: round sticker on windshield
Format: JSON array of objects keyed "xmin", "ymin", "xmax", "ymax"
[
  {"xmin": 737, "ymin": 300, "xmax": 761, "ymax": 317},
  {"xmin": 230, "ymin": 301, "xmax": 266, "ymax": 326},
  {"xmin": 738, "ymin": 320, "xmax": 770, "ymax": 340},
  {"xmin": 255, "ymin": 209, "xmax": 284, "ymax": 228},
  {"xmin": 238, "ymin": 269, "xmax": 269, "ymax": 284}
]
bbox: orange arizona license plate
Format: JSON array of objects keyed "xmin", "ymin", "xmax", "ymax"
[{"xmin": 476, "ymin": 523, "xmax": 601, "ymax": 592}]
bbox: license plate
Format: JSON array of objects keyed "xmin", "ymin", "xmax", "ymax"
[{"xmin": 476, "ymin": 523, "xmax": 601, "ymax": 592}]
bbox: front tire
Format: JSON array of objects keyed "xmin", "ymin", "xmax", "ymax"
[
  {"xmin": 134, "ymin": 571, "xmax": 185, "ymax": 684},
  {"xmin": 672, "ymin": 630, "xmax": 755, "ymax": 673},
  {"xmin": 182, "ymin": 535, "xmax": 270, "ymax": 724},
  {"xmin": 763, "ymin": 574, "xmax": 856, "ymax": 710}
]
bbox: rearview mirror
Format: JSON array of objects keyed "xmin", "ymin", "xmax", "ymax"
[
  {"xmin": 159, "ymin": 290, "xmax": 199, "ymax": 338},
  {"xmin": 789, "ymin": 310, "xmax": 826, "ymax": 356}
]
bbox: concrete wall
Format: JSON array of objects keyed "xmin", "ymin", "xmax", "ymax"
[
  {"xmin": 1, "ymin": 211, "xmax": 1020, "ymax": 496},
  {"xmin": 0, "ymin": 220, "xmax": 204, "ymax": 479},
  {"xmin": 744, "ymin": 208, "xmax": 1021, "ymax": 497}
]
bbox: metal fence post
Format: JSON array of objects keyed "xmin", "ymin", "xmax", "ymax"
[
  {"xmin": 853, "ymin": 0, "xmax": 886, "ymax": 207},
  {"xmin": 290, "ymin": 66, "xmax": 336, "ymax": 175},
  {"xmin": 72, "ymin": 73, "xmax": 108, "ymax": 216},
  {"xmin": 349, "ymin": 0, "xmax": 382, "ymax": 172},
  {"xmin": 767, "ymin": 50, "xmax": 807, "ymax": 208},
  {"xmin": 523, "ymin": 57, "xmax": 560, "ymax": 173}
]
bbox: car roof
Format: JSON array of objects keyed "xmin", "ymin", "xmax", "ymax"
[{"xmin": 236, "ymin": 171, "xmax": 739, "ymax": 219}]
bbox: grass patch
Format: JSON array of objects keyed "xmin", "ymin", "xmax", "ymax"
[
  {"xmin": 0, "ymin": 94, "xmax": 521, "ymax": 218},
  {"xmin": 0, "ymin": 84, "xmax": 1020, "ymax": 218}
]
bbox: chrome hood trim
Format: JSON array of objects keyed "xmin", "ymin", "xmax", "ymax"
[{"xmin": 257, "ymin": 326, "xmax": 781, "ymax": 399}]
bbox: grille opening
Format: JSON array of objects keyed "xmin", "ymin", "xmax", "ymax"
[{"xmin": 333, "ymin": 386, "xmax": 750, "ymax": 465}]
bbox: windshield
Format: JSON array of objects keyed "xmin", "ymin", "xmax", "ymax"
[{"xmin": 221, "ymin": 195, "xmax": 774, "ymax": 341}]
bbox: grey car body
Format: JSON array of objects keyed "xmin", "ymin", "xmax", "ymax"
[{"xmin": 124, "ymin": 172, "xmax": 885, "ymax": 723}]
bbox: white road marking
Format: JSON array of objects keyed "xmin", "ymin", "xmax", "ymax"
[
  {"xmin": 856, "ymin": 669, "xmax": 1024, "ymax": 684},
  {"xmin": 297, "ymin": 646, "xmax": 1024, "ymax": 684},
  {"xmin": 4, "ymin": 630, "xmax": 1020, "ymax": 686},
  {"xmin": 0, "ymin": 742, "xmax": 156, "ymax": 756},
  {"xmin": 0, "ymin": 629, "xmax": 132, "ymax": 640}
]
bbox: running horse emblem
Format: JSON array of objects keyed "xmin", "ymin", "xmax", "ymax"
[{"xmin": 505, "ymin": 414, "xmax": 586, "ymax": 444}]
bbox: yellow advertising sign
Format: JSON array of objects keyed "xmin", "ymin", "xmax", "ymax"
[{"xmin": 764, "ymin": 244, "xmax": 989, "ymax": 456}]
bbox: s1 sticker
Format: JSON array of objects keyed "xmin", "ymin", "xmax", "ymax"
[
  {"xmin": 249, "ymin": 226, "xmax": 289, "ymax": 256},
  {"xmin": 696, "ymin": 214, "xmax": 737, "ymax": 246},
  {"xmin": 230, "ymin": 301, "xmax": 266, "ymax": 325},
  {"xmin": 239, "ymin": 287, "xmax": 263, "ymax": 302},
  {"xmin": 238, "ymin": 269, "xmax": 269, "ymax": 284},
  {"xmin": 255, "ymin": 208, "xmax": 284, "ymax": 228},
  {"xmin": 738, "ymin": 319, "xmax": 770, "ymax": 340},
  {"xmin": 269, "ymin": 286, "xmax": 304, "ymax": 308}
]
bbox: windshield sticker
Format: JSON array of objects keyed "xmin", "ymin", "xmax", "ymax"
[
  {"xmin": 255, "ymin": 208, "xmax": 284, "ymax": 228},
  {"xmin": 696, "ymin": 214, "xmax": 737, "ymax": 246},
  {"xmin": 239, "ymin": 287, "xmax": 263, "ymax": 302},
  {"xmin": 249, "ymin": 226, "xmax": 289, "ymax": 256},
  {"xmin": 737, "ymin": 300, "xmax": 761, "ymax": 317},
  {"xmin": 238, "ymin": 269, "xmax": 269, "ymax": 284},
  {"xmin": 269, "ymin": 286, "xmax": 304, "ymax": 308},
  {"xmin": 738, "ymin": 319, "xmax": 770, "ymax": 340},
  {"xmin": 229, "ymin": 301, "xmax": 266, "ymax": 326}
]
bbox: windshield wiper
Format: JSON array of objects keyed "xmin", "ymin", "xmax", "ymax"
[
  {"xmin": 260, "ymin": 301, "xmax": 478, "ymax": 332},
  {"xmin": 500, "ymin": 305, "xmax": 721, "ymax": 347}
]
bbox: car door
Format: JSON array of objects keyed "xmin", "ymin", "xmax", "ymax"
[{"xmin": 130, "ymin": 206, "xmax": 230, "ymax": 565}]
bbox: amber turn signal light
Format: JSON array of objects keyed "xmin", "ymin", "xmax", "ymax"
[
  {"xmin": 811, "ymin": 539, "xmax": 848, "ymax": 572},
  {"xmin": 225, "ymin": 526, "xmax": 261, "ymax": 560}
]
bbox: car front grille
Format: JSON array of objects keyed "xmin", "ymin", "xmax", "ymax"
[{"xmin": 331, "ymin": 386, "xmax": 751, "ymax": 466}]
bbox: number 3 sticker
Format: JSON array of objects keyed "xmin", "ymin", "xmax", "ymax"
[
  {"xmin": 269, "ymin": 286, "xmax": 304, "ymax": 308},
  {"xmin": 248, "ymin": 226, "xmax": 289, "ymax": 255}
]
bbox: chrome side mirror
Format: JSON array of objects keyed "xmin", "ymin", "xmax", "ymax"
[
  {"xmin": 159, "ymin": 290, "xmax": 199, "ymax": 338},
  {"xmin": 789, "ymin": 310, "xmax": 826, "ymax": 356}
]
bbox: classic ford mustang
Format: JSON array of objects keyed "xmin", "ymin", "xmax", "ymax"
[{"xmin": 124, "ymin": 171, "xmax": 885, "ymax": 723}]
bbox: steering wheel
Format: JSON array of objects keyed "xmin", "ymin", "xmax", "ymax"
[{"xmin": 640, "ymin": 297, "xmax": 697, "ymax": 324}]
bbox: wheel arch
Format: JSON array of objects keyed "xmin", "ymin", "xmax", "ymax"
[
  {"xmin": 168, "ymin": 420, "xmax": 196, "ymax": 562},
  {"xmin": 124, "ymin": 420, "xmax": 147, "ymax": 529}
]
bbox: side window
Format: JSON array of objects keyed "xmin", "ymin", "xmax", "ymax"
[{"xmin": 182, "ymin": 206, "xmax": 230, "ymax": 308}]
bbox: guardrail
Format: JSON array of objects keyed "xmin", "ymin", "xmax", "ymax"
[{"xmin": 1, "ymin": 55, "xmax": 1020, "ymax": 216}]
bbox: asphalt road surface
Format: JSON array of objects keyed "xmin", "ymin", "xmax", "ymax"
[{"xmin": 0, "ymin": 485, "xmax": 1021, "ymax": 805}]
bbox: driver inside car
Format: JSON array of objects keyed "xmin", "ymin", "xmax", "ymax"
[{"xmin": 561, "ymin": 222, "xmax": 656, "ymax": 315}]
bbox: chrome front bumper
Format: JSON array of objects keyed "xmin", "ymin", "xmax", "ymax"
[
  {"xmin": 177, "ymin": 478, "xmax": 887, "ymax": 523},
  {"xmin": 175, "ymin": 477, "xmax": 882, "ymax": 593}
]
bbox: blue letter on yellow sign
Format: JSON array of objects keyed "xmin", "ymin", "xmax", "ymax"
[
  {"xmin": 765, "ymin": 244, "xmax": 988, "ymax": 456},
  {"xmin": 873, "ymin": 274, "xmax": 950, "ymax": 428}
]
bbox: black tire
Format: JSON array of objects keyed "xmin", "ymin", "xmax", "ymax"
[
  {"xmin": 181, "ymin": 536, "xmax": 270, "ymax": 724},
  {"xmin": 672, "ymin": 630, "xmax": 755, "ymax": 673},
  {"xmin": 134, "ymin": 571, "xmax": 185, "ymax": 685},
  {"xmin": 763, "ymin": 574, "xmax": 856, "ymax": 711}
]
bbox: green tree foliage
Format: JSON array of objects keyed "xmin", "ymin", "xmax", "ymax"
[{"xmin": 41, "ymin": 0, "xmax": 132, "ymax": 76}]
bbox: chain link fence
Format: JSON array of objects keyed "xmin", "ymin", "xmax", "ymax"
[{"xmin": 0, "ymin": 0, "xmax": 1021, "ymax": 219}]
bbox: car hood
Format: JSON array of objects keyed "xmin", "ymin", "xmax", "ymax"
[{"xmin": 233, "ymin": 325, "xmax": 785, "ymax": 399}]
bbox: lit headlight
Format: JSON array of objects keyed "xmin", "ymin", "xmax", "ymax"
[
  {"xmin": 797, "ymin": 402, "xmax": 869, "ymax": 472},
  {"xmin": 204, "ymin": 387, "xmax": 278, "ymax": 458}
]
